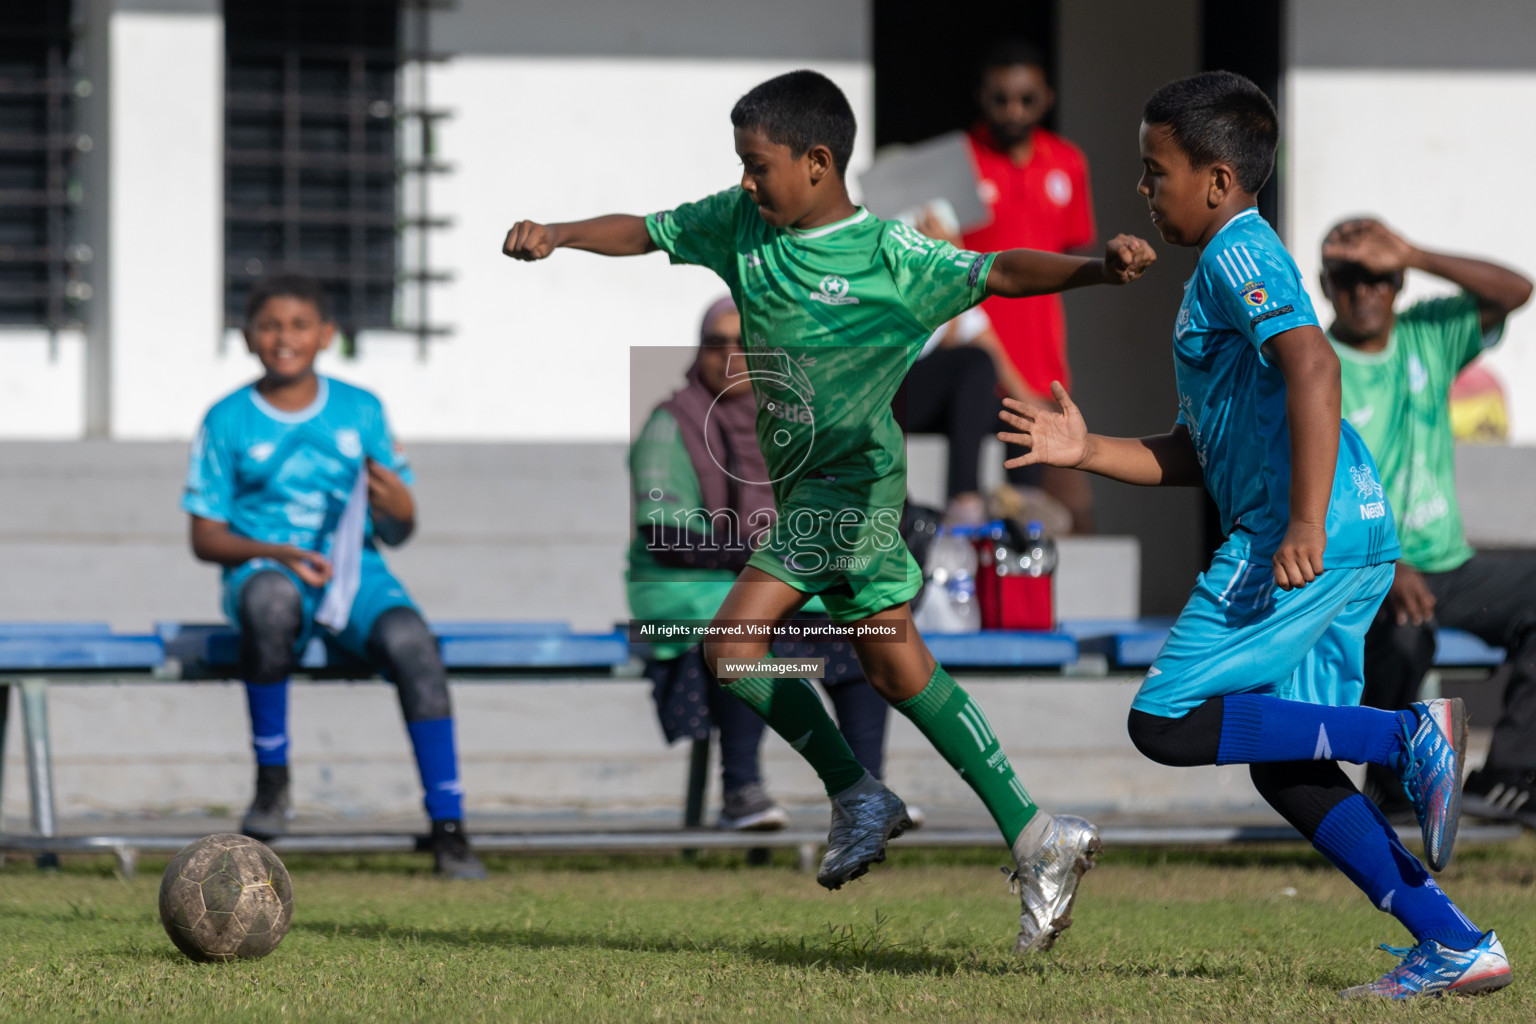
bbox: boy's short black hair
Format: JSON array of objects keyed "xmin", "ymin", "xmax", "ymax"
[
  {"xmin": 976, "ymin": 39, "xmax": 1048, "ymax": 81},
  {"xmin": 244, "ymin": 274, "xmax": 332, "ymax": 325},
  {"xmin": 730, "ymin": 70, "xmax": 856, "ymax": 177},
  {"xmin": 1142, "ymin": 71, "xmax": 1278, "ymax": 194}
]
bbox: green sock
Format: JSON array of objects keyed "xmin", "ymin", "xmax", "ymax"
[
  {"xmin": 895, "ymin": 665, "xmax": 1038, "ymax": 846},
  {"xmin": 724, "ymin": 672, "xmax": 868, "ymax": 797}
]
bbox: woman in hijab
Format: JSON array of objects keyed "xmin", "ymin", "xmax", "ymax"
[{"xmin": 626, "ymin": 297, "xmax": 895, "ymax": 831}]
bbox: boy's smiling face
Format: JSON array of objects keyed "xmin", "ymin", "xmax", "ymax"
[
  {"xmin": 1138, "ymin": 122, "xmax": 1220, "ymax": 248},
  {"xmin": 244, "ymin": 295, "xmax": 334, "ymax": 384},
  {"xmin": 734, "ymin": 126, "xmax": 823, "ymax": 229}
]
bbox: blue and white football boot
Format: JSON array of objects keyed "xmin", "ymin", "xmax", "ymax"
[
  {"xmin": 1396, "ymin": 698, "xmax": 1467, "ymax": 871},
  {"xmin": 1340, "ymin": 931, "xmax": 1511, "ymax": 999}
]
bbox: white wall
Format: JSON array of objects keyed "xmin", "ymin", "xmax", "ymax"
[
  {"xmin": 330, "ymin": 57, "xmax": 872, "ymax": 442},
  {"xmin": 108, "ymin": 9, "xmax": 237, "ymax": 440},
  {"xmin": 1286, "ymin": 70, "xmax": 1536, "ymax": 442},
  {"xmin": 92, "ymin": 17, "xmax": 870, "ymax": 439},
  {"xmin": 0, "ymin": 331, "xmax": 86, "ymax": 437}
]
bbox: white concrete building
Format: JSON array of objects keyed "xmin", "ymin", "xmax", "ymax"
[{"xmin": 2, "ymin": 0, "xmax": 1533, "ymax": 619}]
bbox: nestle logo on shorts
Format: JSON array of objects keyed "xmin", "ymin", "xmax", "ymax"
[{"xmin": 715, "ymin": 658, "xmax": 826, "ymax": 679}]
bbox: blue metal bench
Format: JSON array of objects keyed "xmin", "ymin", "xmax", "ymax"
[
  {"xmin": 926, "ymin": 630, "xmax": 1079, "ymax": 668},
  {"xmin": 4, "ymin": 620, "xmax": 1503, "ymax": 872},
  {"xmin": 0, "ymin": 620, "xmax": 1084, "ymax": 867},
  {"xmin": 1060, "ymin": 618, "xmax": 1505, "ymax": 670},
  {"xmin": 156, "ymin": 621, "xmax": 634, "ymax": 678}
]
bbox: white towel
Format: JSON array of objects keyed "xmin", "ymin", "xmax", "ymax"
[{"xmin": 315, "ymin": 467, "xmax": 369, "ymax": 633}]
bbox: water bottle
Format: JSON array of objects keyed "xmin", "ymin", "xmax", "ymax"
[
  {"xmin": 914, "ymin": 526, "xmax": 982, "ymax": 634},
  {"xmin": 998, "ymin": 520, "xmax": 1056, "ymax": 630}
]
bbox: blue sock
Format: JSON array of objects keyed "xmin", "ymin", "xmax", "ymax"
[
  {"xmin": 1217, "ymin": 694, "xmax": 1410, "ymax": 766},
  {"xmin": 1313, "ymin": 794, "xmax": 1483, "ymax": 949},
  {"xmin": 244, "ymin": 680, "xmax": 289, "ymax": 766},
  {"xmin": 406, "ymin": 717, "xmax": 464, "ymax": 822}
]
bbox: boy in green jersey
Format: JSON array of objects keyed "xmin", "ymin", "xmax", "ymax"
[
  {"xmin": 1321, "ymin": 218, "xmax": 1534, "ymax": 819},
  {"xmin": 503, "ymin": 70, "xmax": 1155, "ymax": 953}
]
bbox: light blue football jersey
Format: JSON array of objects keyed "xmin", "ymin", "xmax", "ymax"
[
  {"xmin": 182, "ymin": 377, "xmax": 412, "ymax": 563},
  {"xmin": 1173, "ymin": 208, "xmax": 1399, "ymax": 569}
]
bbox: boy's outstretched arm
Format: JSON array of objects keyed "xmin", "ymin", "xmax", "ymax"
[
  {"xmin": 985, "ymin": 234, "xmax": 1156, "ymax": 298},
  {"xmin": 1267, "ymin": 325, "xmax": 1339, "ymax": 591},
  {"xmin": 997, "ymin": 382, "xmax": 1204, "ymax": 486},
  {"xmin": 1323, "ymin": 219, "xmax": 1533, "ymax": 330},
  {"xmin": 189, "ymin": 515, "xmax": 332, "ymax": 587},
  {"xmin": 502, "ymin": 215, "xmax": 656, "ymax": 260}
]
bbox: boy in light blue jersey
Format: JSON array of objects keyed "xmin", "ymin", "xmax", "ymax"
[
  {"xmin": 1000, "ymin": 72, "xmax": 1509, "ymax": 999},
  {"xmin": 184, "ymin": 275, "xmax": 483, "ymax": 879}
]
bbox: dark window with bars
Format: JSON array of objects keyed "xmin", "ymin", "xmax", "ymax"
[
  {"xmin": 224, "ymin": 0, "xmax": 447, "ymax": 341},
  {"xmin": 0, "ymin": 0, "xmax": 87, "ymax": 329}
]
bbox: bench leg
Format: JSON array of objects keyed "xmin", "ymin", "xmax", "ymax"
[
  {"xmin": 0, "ymin": 683, "xmax": 9, "ymax": 829},
  {"xmin": 683, "ymin": 734, "xmax": 710, "ymax": 829},
  {"xmin": 0, "ymin": 682, "xmax": 8, "ymax": 863},
  {"xmin": 113, "ymin": 846, "xmax": 138, "ymax": 880},
  {"xmin": 20, "ymin": 679, "xmax": 59, "ymax": 868}
]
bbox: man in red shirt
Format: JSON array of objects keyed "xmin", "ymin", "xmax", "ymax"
[{"xmin": 963, "ymin": 40, "xmax": 1098, "ymax": 529}]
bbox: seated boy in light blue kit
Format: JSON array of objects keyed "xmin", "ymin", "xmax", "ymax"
[
  {"xmin": 183, "ymin": 274, "xmax": 484, "ymax": 879},
  {"xmin": 1000, "ymin": 72, "xmax": 1510, "ymax": 999}
]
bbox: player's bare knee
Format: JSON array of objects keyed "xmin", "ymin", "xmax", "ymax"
[
  {"xmin": 237, "ymin": 570, "xmax": 303, "ymax": 683},
  {"xmin": 367, "ymin": 607, "xmax": 451, "ymax": 722},
  {"xmin": 702, "ymin": 638, "xmax": 768, "ymax": 676},
  {"xmin": 854, "ymin": 661, "xmax": 905, "ymax": 702}
]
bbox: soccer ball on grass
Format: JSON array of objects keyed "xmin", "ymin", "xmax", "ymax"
[{"xmin": 158, "ymin": 833, "xmax": 294, "ymax": 962}]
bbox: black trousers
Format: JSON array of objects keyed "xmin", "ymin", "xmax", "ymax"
[
  {"xmin": 894, "ymin": 346, "xmax": 999, "ymax": 499},
  {"xmin": 647, "ymin": 643, "xmax": 890, "ymax": 793},
  {"xmin": 1362, "ymin": 550, "xmax": 1536, "ymax": 771}
]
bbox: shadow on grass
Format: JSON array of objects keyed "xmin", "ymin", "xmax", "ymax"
[
  {"xmin": 290, "ymin": 916, "xmax": 1251, "ymax": 983},
  {"xmin": 292, "ymin": 914, "xmax": 1024, "ymax": 977}
]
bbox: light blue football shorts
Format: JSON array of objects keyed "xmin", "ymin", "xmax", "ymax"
[
  {"xmin": 1131, "ymin": 541, "xmax": 1394, "ymax": 719},
  {"xmin": 222, "ymin": 553, "xmax": 419, "ymax": 658}
]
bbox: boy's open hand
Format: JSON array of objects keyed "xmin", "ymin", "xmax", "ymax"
[
  {"xmin": 1321, "ymin": 219, "xmax": 1413, "ymax": 276},
  {"xmin": 1272, "ymin": 520, "xmax": 1326, "ymax": 591},
  {"xmin": 1102, "ymin": 234, "xmax": 1157, "ymax": 284},
  {"xmin": 997, "ymin": 382, "xmax": 1090, "ymax": 469},
  {"xmin": 502, "ymin": 220, "xmax": 559, "ymax": 261},
  {"xmin": 279, "ymin": 547, "xmax": 332, "ymax": 588}
]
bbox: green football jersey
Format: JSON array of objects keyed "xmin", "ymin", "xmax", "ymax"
[
  {"xmin": 1330, "ymin": 293, "xmax": 1501, "ymax": 574},
  {"xmin": 645, "ymin": 188, "xmax": 996, "ymax": 612},
  {"xmin": 646, "ymin": 188, "xmax": 996, "ymax": 500}
]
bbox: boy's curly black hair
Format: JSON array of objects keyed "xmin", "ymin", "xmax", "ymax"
[{"xmin": 730, "ymin": 70, "xmax": 856, "ymax": 177}]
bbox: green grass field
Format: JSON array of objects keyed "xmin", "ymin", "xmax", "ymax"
[{"xmin": 2, "ymin": 841, "xmax": 1532, "ymax": 1023}]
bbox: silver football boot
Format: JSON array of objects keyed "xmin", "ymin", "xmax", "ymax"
[
  {"xmin": 1006, "ymin": 813, "xmax": 1102, "ymax": 953},
  {"xmin": 817, "ymin": 772, "xmax": 913, "ymax": 890}
]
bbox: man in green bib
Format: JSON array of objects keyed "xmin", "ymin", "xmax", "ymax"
[
  {"xmin": 1321, "ymin": 217, "xmax": 1533, "ymax": 822},
  {"xmin": 504, "ymin": 70, "xmax": 1155, "ymax": 953}
]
